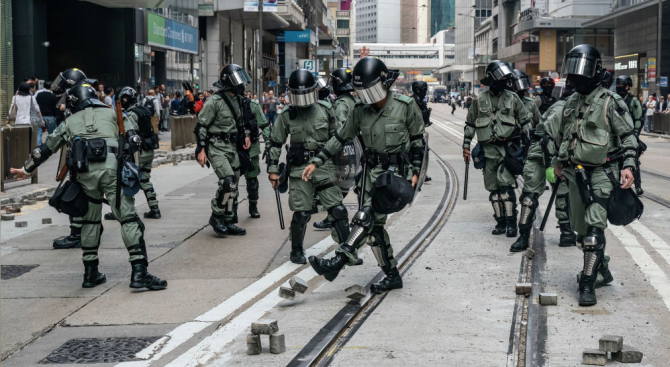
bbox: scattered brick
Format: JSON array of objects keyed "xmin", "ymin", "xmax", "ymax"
[
  {"xmin": 539, "ymin": 293, "xmax": 557, "ymax": 305},
  {"xmin": 289, "ymin": 276, "xmax": 308, "ymax": 293},
  {"xmin": 15, "ymin": 221, "xmax": 28, "ymax": 228},
  {"xmin": 346, "ymin": 284, "xmax": 367, "ymax": 301},
  {"xmin": 599, "ymin": 335, "xmax": 623, "ymax": 352},
  {"xmin": 251, "ymin": 319, "xmax": 279, "ymax": 335},
  {"xmin": 269, "ymin": 334, "xmax": 286, "ymax": 354},
  {"xmin": 582, "ymin": 349, "xmax": 606, "ymax": 366},
  {"xmin": 612, "ymin": 345, "xmax": 643, "ymax": 363},
  {"xmin": 246, "ymin": 334, "xmax": 262, "ymax": 355},
  {"xmin": 515, "ymin": 282, "xmax": 532, "ymax": 295}
]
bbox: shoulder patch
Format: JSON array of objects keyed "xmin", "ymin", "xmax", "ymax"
[
  {"xmin": 393, "ymin": 93, "xmax": 413, "ymax": 104},
  {"xmin": 317, "ymin": 100, "xmax": 332, "ymax": 109}
]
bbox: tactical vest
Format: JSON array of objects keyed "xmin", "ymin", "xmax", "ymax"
[
  {"xmin": 539, "ymin": 94, "xmax": 556, "ymax": 115},
  {"xmin": 475, "ymin": 90, "xmax": 519, "ymax": 143},
  {"xmin": 129, "ymin": 106, "xmax": 154, "ymax": 139},
  {"xmin": 286, "ymin": 100, "xmax": 334, "ymax": 150},
  {"xmin": 561, "ymin": 89, "xmax": 616, "ymax": 167}
]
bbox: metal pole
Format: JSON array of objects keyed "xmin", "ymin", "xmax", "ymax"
[
  {"xmin": 472, "ymin": 14, "xmax": 476, "ymax": 96},
  {"xmin": 658, "ymin": 0, "xmax": 662, "ymax": 94},
  {"xmin": 258, "ymin": 1, "xmax": 263, "ymax": 97}
]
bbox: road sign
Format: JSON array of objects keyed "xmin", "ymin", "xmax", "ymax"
[
  {"xmin": 269, "ymin": 81, "xmax": 276, "ymax": 87},
  {"xmin": 299, "ymin": 59, "xmax": 318, "ymax": 73},
  {"xmin": 661, "ymin": 77, "xmax": 668, "ymax": 88}
]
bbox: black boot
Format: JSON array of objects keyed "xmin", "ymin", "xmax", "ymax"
[
  {"xmin": 226, "ymin": 223, "xmax": 246, "ymax": 236},
  {"xmin": 144, "ymin": 206, "xmax": 162, "ymax": 219},
  {"xmin": 635, "ymin": 187, "xmax": 644, "ymax": 196},
  {"xmin": 558, "ymin": 223, "xmax": 577, "ymax": 247},
  {"xmin": 248, "ymin": 201, "xmax": 261, "ymax": 219},
  {"xmin": 578, "ymin": 228, "xmax": 605, "ymax": 306},
  {"xmin": 103, "ymin": 212, "xmax": 116, "ymax": 220},
  {"xmin": 510, "ymin": 232, "xmax": 530, "ymax": 252},
  {"xmin": 313, "ymin": 218, "xmax": 332, "ymax": 229},
  {"xmin": 130, "ymin": 262, "xmax": 168, "ymax": 290},
  {"xmin": 209, "ymin": 215, "xmax": 228, "ymax": 237},
  {"xmin": 492, "ymin": 217, "xmax": 507, "ymax": 235},
  {"xmin": 309, "ymin": 254, "xmax": 347, "ymax": 281},
  {"xmin": 291, "ymin": 247, "xmax": 306, "ymax": 264},
  {"xmin": 506, "ymin": 216, "xmax": 518, "ymax": 238},
  {"xmin": 290, "ymin": 212, "xmax": 310, "ymax": 264},
  {"xmin": 425, "ymin": 176, "xmax": 432, "ymax": 182},
  {"xmin": 597, "ymin": 255, "xmax": 614, "ymax": 288},
  {"xmin": 370, "ymin": 268, "xmax": 403, "ymax": 293},
  {"xmin": 53, "ymin": 226, "xmax": 82, "ymax": 249},
  {"xmin": 82, "ymin": 261, "xmax": 106, "ymax": 288}
]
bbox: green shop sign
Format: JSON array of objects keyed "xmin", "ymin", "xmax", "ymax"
[{"xmin": 147, "ymin": 12, "xmax": 198, "ymax": 54}]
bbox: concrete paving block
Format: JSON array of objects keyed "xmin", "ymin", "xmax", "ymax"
[
  {"xmin": 175, "ymin": 155, "xmax": 182, "ymax": 162},
  {"xmin": 42, "ymin": 218, "xmax": 52, "ymax": 224},
  {"xmin": 289, "ymin": 276, "xmax": 308, "ymax": 293},
  {"xmin": 23, "ymin": 199, "xmax": 37, "ymax": 205},
  {"xmin": 582, "ymin": 349, "xmax": 607, "ymax": 366},
  {"xmin": 15, "ymin": 221, "xmax": 28, "ymax": 228},
  {"xmin": 269, "ymin": 334, "xmax": 286, "ymax": 354},
  {"xmin": 1, "ymin": 198, "xmax": 10, "ymax": 205},
  {"xmin": 2, "ymin": 214, "xmax": 15, "ymax": 221},
  {"xmin": 251, "ymin": 319, "xmax": 279, "ymax": 335},
  {"xmin": 190, "ymin": 152, "xmax": 196, "ymax": 160},
  {"xmin": 278, "ymin": 286, "xmax": 296, "ymax": 300},
  {"xmin": 612, "ymin": 344, "xmax": 643, "ymax": 363},
  {"xmin": 12, "ymin": 203, "xmax": 23, "ymax": 210},
  {"xmin": 346, "ymin": 284, "xmax": 367, "ymax": 300},
  {"xmin": 539, "ymin": 293, "xmax": 557, "ymax": 305},
  {"xmin": 152, "ymin": 161, "xmax": 159, "ymax": 168},
  {"xmin": 598, "ymin": 334, "xmax": 623, "ymax": 352},
  {"xmin": 172, "ymin": 161, "xmax": 179, "ymax": 166},
  {"xmin": 515, "ymin": 282, "xmax": 532, "ymax": 295},
  {"xmin": 36, "ymin": 195, "xmax": 47, "ymax": 201},
  {"xmin": 525, "ymin": 248, "xmax": 535, "ymax": 259},
  {"xmin": 246, "ymin": 333, "xmax": 262, "ymax": 355}
]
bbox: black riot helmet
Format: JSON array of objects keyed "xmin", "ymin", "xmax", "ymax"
[
  {"xmin": 53, "ymin": 68, "xmax": 88, "ymax": 94},
  {"xmin": 117, "ymin": 87, "xmax": 138, "ymax": 110},
  {"xmin": 316, "ymin": 76, "xmax": 331, "ymax": 101},
  {"xmin": 215, "ymin": 64, "xmax": 251, "ymax": 95},
  {"xmin": 411, "ymin": 81, "xmax": 428, "ymax": 100},
  {"xmin": 65, "ymin": 83, "xmax": 106, "ymax": 113},
  {"xmin": 601, "ymin": 71, "xmax": 614, "ymax": 89},
  {"xmin": 330, "ymin": 68, "xmax": 354, "ymax": 95},
  {"xmin": 561, "ymin": 44, "xmax": 604, "ymax": 95},
  {"xmin": 512, "ymin": 70, "xmax": 531, "ymax": 92},
  {"xmin": 615, "ymin": 75, "xmax": 633, "ymax": 98},
  {"xmin": 481, "ymin": 60, "xmax": 514, "ymax": 85},
  {"xmin": 352, "ymin": 57, "xmax": 399, "ymax": 105},
  {"xmin": 539, "ymin": 77, "xmax": 555, "ymax": 96},
  {"xmin": 288, "ymin": 69, "xmax": 319, "ymax": 107}
]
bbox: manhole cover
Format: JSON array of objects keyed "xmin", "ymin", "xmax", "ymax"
[
  {"xmin": 41, "ymin": 337, "xmax": 160, "ymax": 364},
  {"xmin": 1, "ymin": 265, "xmax": 38, "ymax": 280}
]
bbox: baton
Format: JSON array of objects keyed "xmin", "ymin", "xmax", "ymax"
[
  {"xmin": 358, "ymin": 152, "xmax": 369, "ymax": 209},
  {"xmin": 463, "ymin": 157, "xmax": 470, "ymax": 200},
  {"xmin": 540, "ymin": 182, "xmax": 559, "ymax": 231},
  {"xmin": 274, "ymin": 186, "xmax": 285, "ymax": 230}
]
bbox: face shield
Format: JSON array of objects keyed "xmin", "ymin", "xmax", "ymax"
[
  {"xmin": 354, "ymin": 79, "xmax": 387, "ymax": 105},
  {"xmin": 561, "ymin": 54, "xmax": 599, "ymax": 78},
  {"xmin": 316, "ymin": 76, "xmax": 329, "ymax": 90},
  {"xmin": 289, "ymin": 83, "xmax": 319, "ymax": 107},
  {"xmin": 488, "ymin": 63, "xmax": 514, "ymax": 81},
  {"xmin": 513, "ymin": 76, "xmax": 530, "ymax": 92},
  {"xmin": 52, "ymin": 73, "xmax": 72, "ymax": 94},
  {"xmin": 227, "ymin": 69, "xmax": 252, "ymax": 86}
]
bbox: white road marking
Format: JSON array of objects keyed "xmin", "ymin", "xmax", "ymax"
[
  {"xmin": 430, "ymin": 118, "xmax": 464, "ymax": 139},
  {"xmin": 610, "ymin": 226, "xmax": 670, "ymax": 312},
  {"xmin": 628, "ymin": 220, "xmax": 670, "ymax": 267}
]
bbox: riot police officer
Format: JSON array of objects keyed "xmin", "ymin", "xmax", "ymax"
[
  {"xmin": 616, "ymin": 75, "xmax": 645, "ymax": 195},
  {"xmin": 103, "ymin": 87, "xmax": 162, "ymax": 221},
  {"xmin": 601, "ymin": 71, "xmax": 614, "ymax": 90},
  {"xmin": 512, "ymin": 70, "xmax": 541, "ymax": 127},
  {"xmin": 536, "ymin": 77, "xmax": 557, "ymax": 115},
  {"xmin": 267, "ymin": 69, "xmax": 350, "ymax": 264},
  {"xmin": 11, "ymin": 84, "xmax": 167, "ymax": 290},
  {"xmin": 553, "ymin": 44, "xmax": 637, "ymax": 306},
  {"xmin": 303, "ymin": 57, "xmax": 425, "ymax": 293},
  {"xmin": 463, "ymin": 61, "xmax": 530, "ymax": 238},
  {"xmin": 242, "ymin": 90, "xmax": 270, "ymax": 219},
  {"xmin": 411, "ymin": 80, "xmax": 432, "ymax": 127},
  {"xmin": 195, "ymin": 64, "xmax": 251, "ymax": 237}
]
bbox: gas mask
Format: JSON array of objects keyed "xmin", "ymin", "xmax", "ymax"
[
  {"xmin": 567, "ymin": 74, "xmax": 599, "ymax": 96},
  {"xmin": 616, "ymin": 86, "xmax": 628, "ymax": 98},
  {"xmin": 542, "ymin": 86, "xmax": 554, "ymax": 97},
  {"xmin": 231, "ymin": 84, "xmax": 246, "ymax": 96},
  {"xmin": 490, "ymin": 79, "xmax": 512, "ymax": 95}
]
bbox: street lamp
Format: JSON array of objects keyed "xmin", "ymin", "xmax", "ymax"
[{"xmin": 458, "ymin": 5, "xmax": 477, "ymax": 96}]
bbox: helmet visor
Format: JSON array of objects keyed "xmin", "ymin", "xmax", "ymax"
[
  {"xmin": 562, "ymin": 54, "xmax": 598, "ymax": 78},
  {"xmin": 489, "ymin": 63, "xmax": 514, "ymax": 80},
  {"xmin": 290, "ymin": 89, "xmax": 319, "ymax": 107},
  {"xmin": 316, "ymin": 76, "xmax": 329, "ymax": 90},
  {"xmin": 354, "ymin": 80, "xmax": 387, "ymax": 104},
  {"xmin": 513, "ymin": 76, "xmax": 530, "ymax": 91},
  {"xmin": 52, "ymin": 73, "xmax": 70, "ymax": 94},
  {"xmin": 228, "ymin": 69, "xmax": 252, "ymax": 86}
]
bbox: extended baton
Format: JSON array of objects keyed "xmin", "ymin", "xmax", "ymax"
[
  {"xmin": 540, "ymin": 182, "xmax": 559, "ymax": 231},
  {"xmin": 274, "ymin": 186, "xmax": 285, "ymax": 230},
  {"xmin": 463, "ymin": 157, "xmax": 470, "ymax": 200}
]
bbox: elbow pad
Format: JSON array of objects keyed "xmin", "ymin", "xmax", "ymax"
[
  {"xmin": 125, "ymin": 130, "xmax": 142, "ymax": 155},
  {"xmin": 24, "ymin": 144, "xmax": 53, "ymax": 173},
  {"xmin": 194, "ymin": 123, "xmax": 208, "ymax": 148}
]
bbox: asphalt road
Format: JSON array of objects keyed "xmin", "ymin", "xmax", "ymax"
[{"xmin": 2, "ymin": 103, "xmax": 670, "ymax": 366}]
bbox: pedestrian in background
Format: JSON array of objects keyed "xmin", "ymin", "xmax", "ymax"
[
  {"xmin": 645, "ymin": 96, "xmax": 656, "ymax": 132},
  {"xmin": 171, "ymin": 92, "xmax": 182, "ymax": 116},
  {"xmin": 7, "ymin": 82, "xmax": 45, "ymax": 144},
  {"xmin": 160, "ymin": 85, "xmax": 170, "ymax": 131},
  {"xmin": 265, "ymin": 90, "xmax": 278, "ymax": 126},
  {"xmin": 98, "ymin": 83, "xmax": 106, "ymax": 102},
  {"xmin": 104, "ymin": 86, "xmax": 114, "ymax": 108},
  {"xmin": 35, "ymin": 80, "xmax": 58, "ymax": 134},
  {"xmin": 143, "ymin": 89, "xmax": 162, "ymax": 133},
  {"xmin": 451, "ymin": 96, "xmax": 457, "ymax": 115}
]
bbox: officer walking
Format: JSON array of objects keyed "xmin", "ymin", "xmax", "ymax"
[
  {"xmin": 615, "ymin": 75, "xmax": 645, "ymax": 195},
  {"xmin": 195, "ymin": 64, "xmax": 251, "ymax": 237},
  {"xmin": 535, "ymin": 77, "xmax": 557, "ymax": 115},
  {"xmin": 462, "ymin": 61, "xmax": 530, "ymax": 238},
  {"xmin": 242, "ymin": 92, "xmax": 270, "ymax": 219},
  {"xmin": 267, "ymin": 69, "xmax": 350, "ymax": 265},
  {"xmin": 601, "ymin": 71, "xmax": 614, "ymax": 90},
  {"xmin": 303, "ymin": 57, "xmax": 425, "ymax": 293},
  {"xmin": 11, "ymin": 84, "xmax": 167, "ymax": 290},
  {"xmin": 553, "ymin": 45, "xmax": 637, "ymax": 306},
  {"xmin": 411, "ymin": 81, "xmax": 432, "ymax": 127},
  {"xmin": 104, "ymin": 87, "xmax": 162, "ymax": 220},
  {"xmin": 512, "ymin": 70, "xmax": 541, "ymax": 127}
]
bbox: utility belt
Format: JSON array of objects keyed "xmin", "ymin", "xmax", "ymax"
[
  {"xmin": 207, "ymin": 132, "xmax": 238, "ymax": 144},
  {"xmin": 140, "ymin": 133, "xmax": 159, "ymax": 151},
  {"xmin": 365, "ymin": 151, "xmax": 407, "ymax": 174},
  {"xmin": 567, "ymin": 150, "xmax": 623, "ymax": 206},
  {"xmin": 288, "ymin": 143, "xmax": 319, "ymax": 166},
  {"xmin": 68, "ymin": 137, "xmax": 117, "ymax": 174}
]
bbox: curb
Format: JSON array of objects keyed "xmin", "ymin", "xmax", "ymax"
[{"xmin": 640, "ymin": 132, "xmax": 670, "ymax": 139}]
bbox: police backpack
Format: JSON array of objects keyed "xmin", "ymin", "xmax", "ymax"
[
  {"xmin": 604, "ymin": 169, "xmax": 643, "ymax": 226},
  {"xmin": 471, "ymin": 143, "xmax": 486, "ymax": 169},
  {"xmin": 131, "ymin": 106, "xmax": 159, "ymax": 150},
  {"xmin": 370, "ymin": 172, "xmax": 414, "ymax": 214}
]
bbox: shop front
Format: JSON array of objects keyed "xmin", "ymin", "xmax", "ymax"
[{"xmin": 614, "ymin": 53, "xmax": 646, "ymax": 99}]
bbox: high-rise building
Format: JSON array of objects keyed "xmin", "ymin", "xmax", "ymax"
[
  {"xmin": 355, "ymin": 0, "xmax": 400, "ymax": 43},
  {"xmin": 431, "ymin": 0, "xmax": 455, "ymax": 37}
]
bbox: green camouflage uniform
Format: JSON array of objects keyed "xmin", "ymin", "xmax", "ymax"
[
  {"xmin": 197, "ymin": 92, "xmax": 245, "ymax": 222},
  {"xmin": 311, "ymin": 93, "xmax": 425, "ymax": 269},
  {"xmin": 242, "ymin": 99, "xmax": 270, "ymax": 210},
  {"xmin": 45, "ymin": 107, "xmax": 148, "ymax": 266},
  {"xmin": 463, "ymin": 90, "xmax": 530, "ymax": 232}
]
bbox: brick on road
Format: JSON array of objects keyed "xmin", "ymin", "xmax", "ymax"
[
  {"xmin": 251, "ymin": 319, "xmax": 279, "ymax": 335},
  {"xmin": 515, "ymin": 282, "xmax": 532, "ymax": 295},
  {"xmin": 269, "ymin": 334, "xmax": 286, "ymax": 354},
  {"xmin": 246, "ymin": 334, "xmax": 262, "ymax": 355},
  {"xmin": 289, "ymin": 276, "xmax": 308, "ymax": 293},
  {"xmin": 612, "ymin": 345, "xmax": 643, "ymax": 363},
  {"xmin": 346, "ymin": 284, "xmax": 367, "ymax": 300},
  {"xmin": 278, "ymin": 286, "xmax": 296, "ymax": 300},
  {"xmin": 582, "ymin": 349, "xmax": 607, "ymax": 366},
  {"xmin": 2, "ymin": 214, "xmax": 15, "ymax": 221},
  {"xmin": 42, "ymin": 218, "xmax": 52, "ymax": 224},
  {"xmin": 539, "ymin": 293, "xmax": 557, "ymax": 305},
  {"xmin": 598, "ymin": 334, "xmax": 623, "ymax": 352},
  {"xmin": 15, "ymin": 221, "xmax": 28, "ymax": 228}
]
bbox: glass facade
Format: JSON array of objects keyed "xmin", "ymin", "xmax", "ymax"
[
  {"xmin": 430, "ymin": 0, "xmax": 455, "ymax": 37},
  {"xmin": 1, "ymin": 0, "xmax": 14, "ymax": 121}
]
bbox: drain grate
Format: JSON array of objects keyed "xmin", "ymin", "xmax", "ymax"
[
  {"xmin": 1, "ymin": 265, "xmax": 38, "ymax": 280},
  {"xmin": 40, "ymin": 337, "xmax": 160, "ymax": 364}
]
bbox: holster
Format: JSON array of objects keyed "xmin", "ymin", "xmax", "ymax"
[{"xmin": 289, "ymin": 143, "xmax": 307, "ymax": 165}]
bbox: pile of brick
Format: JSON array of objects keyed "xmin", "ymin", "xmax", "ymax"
[
  {"xmin": 583, "ymin": 335, "xmax": 643, "ymax": 365},
  {"xmin": 247, "ymin": 319, "xmax": 286, "ymax": 355},
  {"xmin": 278, "ymin": 276, "xmax": 309, "ymax": 300},
  {"xmin": 1, "ymin": 188, "xmax": 56, "ymax": 225}
]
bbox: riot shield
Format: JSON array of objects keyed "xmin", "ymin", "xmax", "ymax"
[
  {"xmin": 332, "ymin": 138, "xmax": 363, "ymax": 191},
  {"xmin": 413, "ymin": 132, "xmax": 430, "ymax": 193}
]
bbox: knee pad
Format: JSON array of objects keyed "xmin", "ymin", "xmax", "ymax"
[
  {"xmin": 220, "ymin": 176, "xmax": 236, "ymax": 192},
  {"xmin": 351, "ymin": 206, "xmax": 374, "ymax": 229},
  {"xmin": 328, "ymin": 204, "xmax": 348, "ymax": 221},
  {"xmin": 489, "ymin": 191, "xmax": 503, "ymax": 218},
  {"xmin": 500, "ymin": 186, "xmax": 516, "ymax": 217},
  {"xmin": 489, "ymin": 191, "xmax": 501, "ymax": 202},
  {"xmin": 291, "ymin": 211, "xmax": 312, "ymax": 225},
  {"xmin": 583, "ymin": 227, "xmax": 605, "ymax": 251},
  {"xmin": 518, "ymin": 193, "xmax": 538, "ymax": 226}
]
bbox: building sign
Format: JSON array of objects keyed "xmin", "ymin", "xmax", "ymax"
[
  {"xmin": 284, "ymin": 30, "xmax": 315, "ymax": 43},
  {"xmin": 147, "ymin": 12, "xmax": 198, "ymax": 54},
  {"xmin": 661, "ymin": 77, "xmax": 668, "ymax": 88},
  {"xmin": 648, "ymin": 58, "xmax": 657, "ymax": 80},
  {"xmin": 539, "ymin": 29, "xmax": 556, "ymax": 71},
  {"xmin": 336, "ymin": 11, "xmax": 350, "ymax": 18},
  {"xmin": 336, "ymin": 29, "xmax": 350, "ymax": 35},
  {"xmin": 299, "ymin": 59, "xmax": 318, "ymax": 73},
  {"xmin": 340, "ymin": 0, "xmax": 352, "ymax": 11},
  {"xmin": 243, "ymin": 1, "xmax": 278, "ymax": 12},
  {"xmin": 614, "ymin": 54, "xmax": 639, "ymax": 75}
]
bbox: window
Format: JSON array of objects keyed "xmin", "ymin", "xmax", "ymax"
[{"xmin": 337, "ymin": 19, "xmax": 349, "ymax": 29}]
